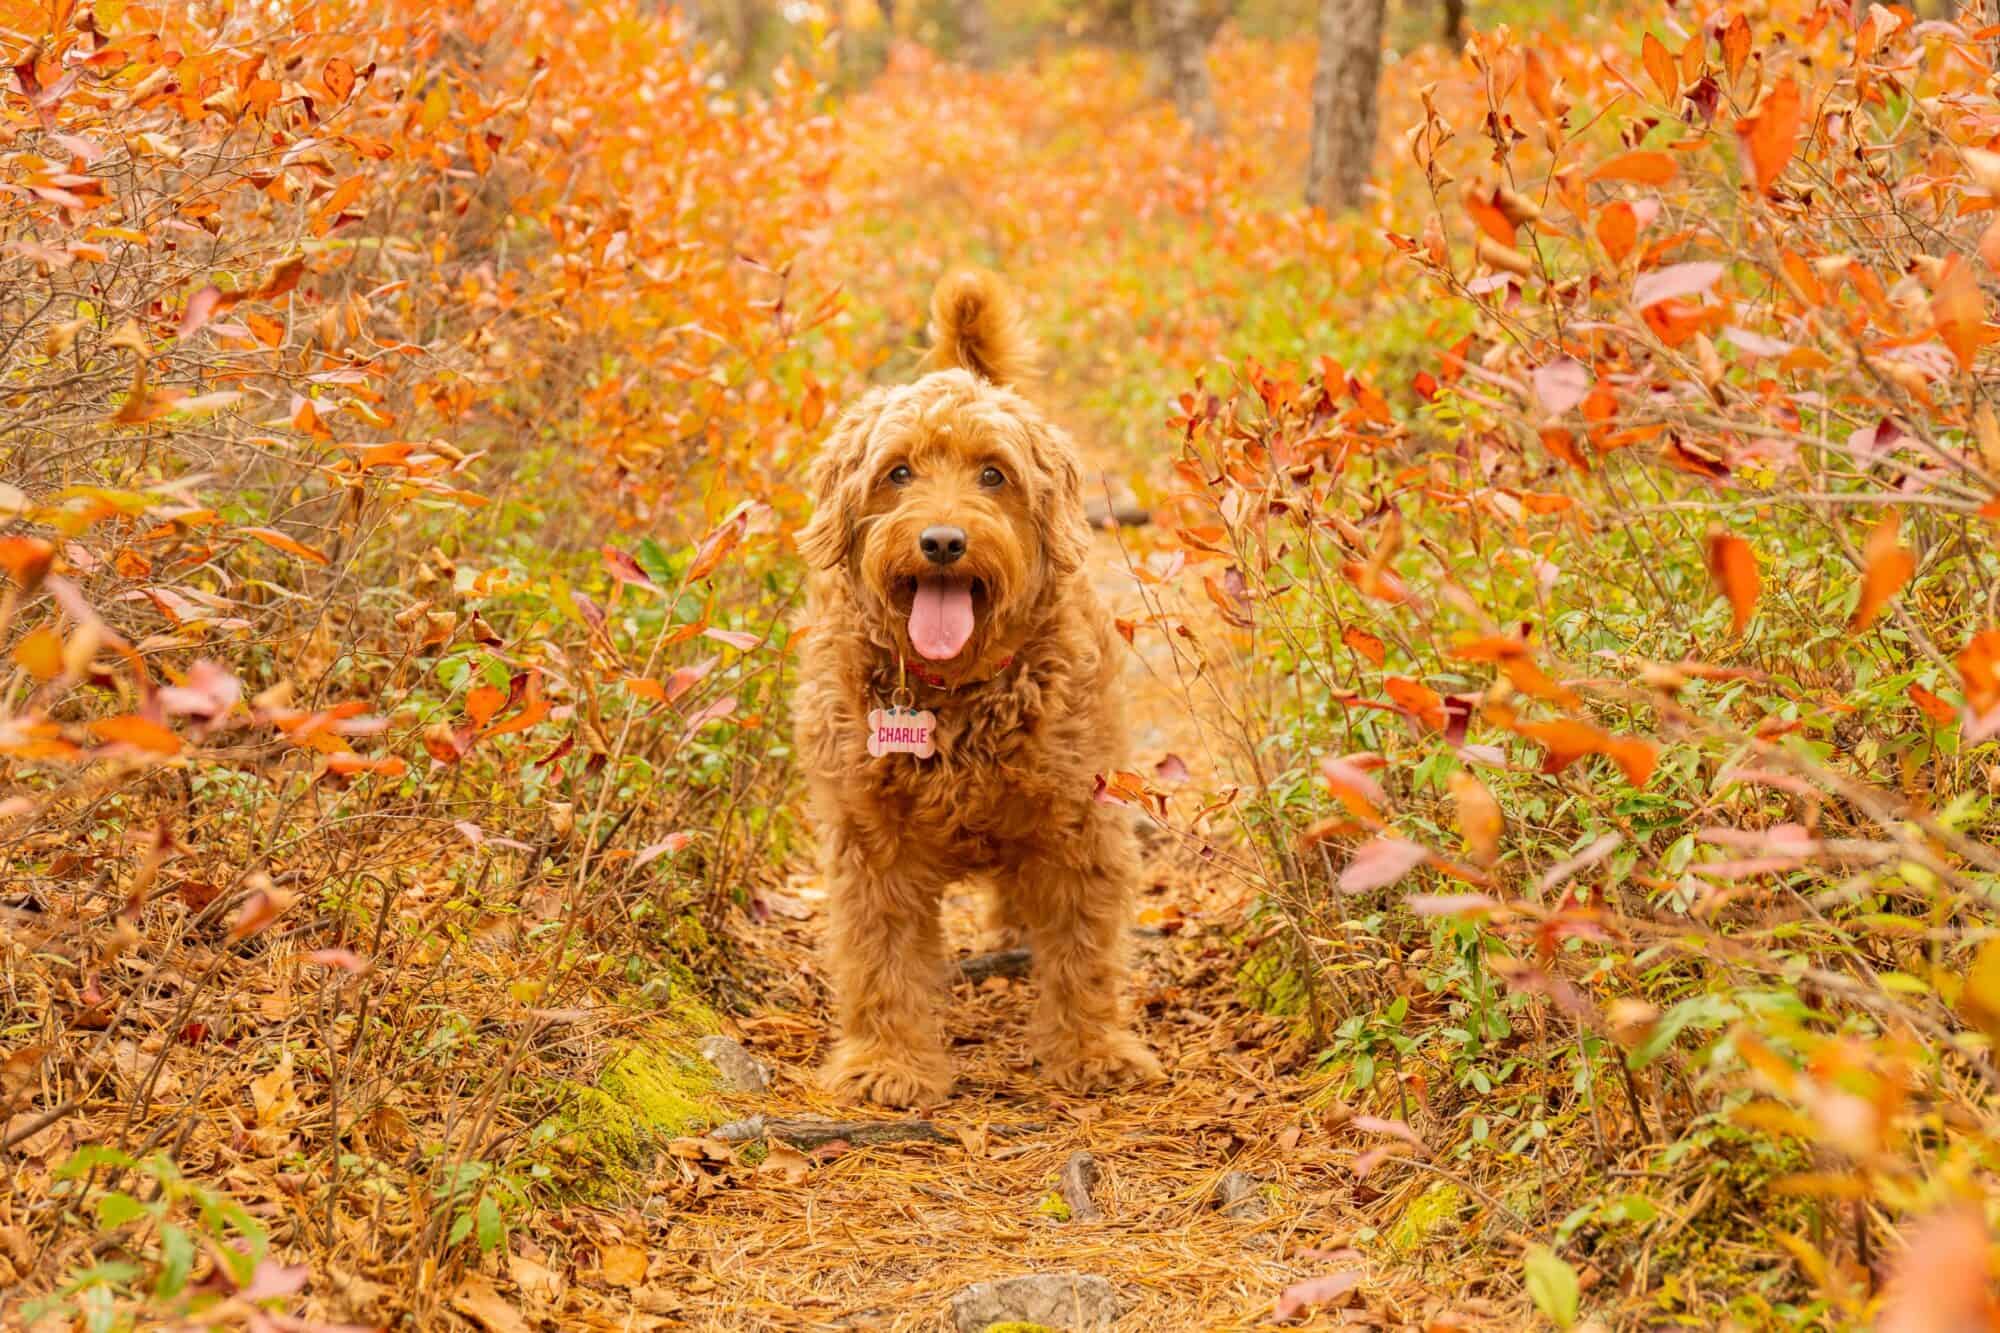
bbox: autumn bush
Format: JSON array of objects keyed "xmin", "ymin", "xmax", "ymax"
[
  {"xmin": 12, "ymin": 0, "xmax": 2000, "ymax": 1324},
  {"xmin": 1147, "ymin": 2, "xmax": 2000, "ymax": 1324},
  {"xmin": 1, "ymin": 0, "xmax": 837, "ymax": 1323}
]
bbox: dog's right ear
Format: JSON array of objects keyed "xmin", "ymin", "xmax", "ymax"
[{"xmin": 796, "ymin": 394, "xmax": 884, "ymax": 570}]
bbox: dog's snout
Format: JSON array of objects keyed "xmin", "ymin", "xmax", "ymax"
[{"xmin": 919, "ymin": 525, "xmax": 967, "ymax": 566}]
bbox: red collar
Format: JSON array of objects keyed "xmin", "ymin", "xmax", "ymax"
[{"xmin": 901, "ymin": 655, "xmax": 1015, "ymax": 690}]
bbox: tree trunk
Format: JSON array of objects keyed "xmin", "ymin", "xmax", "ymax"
[
  {"xmin": 1443, "ymin": 0, "xmax": 1466, "ymax": 49},
  {"xmin": 1162, "ymin": 0, "xmax": 1221, "ymax": 139},
  {"xmin": 958, "ymin": 0, "xmax": 991, "ymax": 67},
  {"xmin": 1305, "ymin": 0, "xmax": 1386, "ymax": 213}
]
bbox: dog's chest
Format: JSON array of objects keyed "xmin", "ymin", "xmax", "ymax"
[{"xmin": 858, "ymin": 689, "xmax": 1072, "ymax": 846}]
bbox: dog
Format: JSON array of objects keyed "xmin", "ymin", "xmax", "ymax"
[{"xmin": 792, "ymin": 270, "xmax": 1163, "ymax": 1107}]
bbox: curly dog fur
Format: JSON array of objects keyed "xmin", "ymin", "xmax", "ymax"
[{"xmin": 793, "ymin": 270, "xmax": 1162, "ymax": 1107}]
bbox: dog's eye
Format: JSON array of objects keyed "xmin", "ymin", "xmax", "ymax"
[
  {"xmin": 978, "ymin": 466, "xmax": 1005, "ymax": 489},
  {"xmin": 887, "ymin": 464, "xmax": 913, "ymax": 487}
]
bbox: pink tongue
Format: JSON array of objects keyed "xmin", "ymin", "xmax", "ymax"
[{"xmin": 909, "ymin": 578, "xmax": 975, "ymax": 660}]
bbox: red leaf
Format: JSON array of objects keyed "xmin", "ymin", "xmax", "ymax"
[
  {"xmin": 1879, "ymin": 1208, "xmax": 2000, "ymax": 1333},
  {"xmin": 602, "ymin": 544, "xmax": 656, "ymax": 588},
  {"xmin": 635, "ymin": 832, "xmax": 692, "ymax": 867},
  {"xmin": 1273, "ymin": 1270, "xmax": 1364, "ymax": 1323},
  {"xmin": 1339, "ymin": 837, "xmax": 1428, "ymax": 893},
  {"xmin": 1532, "ymin": 357, "xmax": 1593, "ymax": 417},
  {"xmin": 1632, "ymin": 261, "xmax": 1724, "ymax": 310}
]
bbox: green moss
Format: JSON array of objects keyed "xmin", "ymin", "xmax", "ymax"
[
  {"xmin": 1237, "ymin": 941, "xmax": 1309, "ymax": 1017},
  {"xmin": 1034, "ymin": 1191, "xmax": 1071, "ymax": 1222},
  {"xmin": 554, "ymin": 999, "xmax": 724, "ymax": 1184},
  {"xmin": 1387, "ymin": 1180, "xmax": 1462, "ymax": 1254}
]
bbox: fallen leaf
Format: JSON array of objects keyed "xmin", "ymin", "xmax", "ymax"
[
  {"xmin": 597, "ymin": 1242, "xmax": 648, "ymax": 1287},
  {"xmin": 1273, "ymin": 1269, "xmax": 1363, "ymax": 1322}
]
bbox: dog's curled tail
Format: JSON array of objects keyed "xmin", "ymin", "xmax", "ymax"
[{"xmin": 922, "ymin": 269, "xmax": 1039, "ymax": 386}]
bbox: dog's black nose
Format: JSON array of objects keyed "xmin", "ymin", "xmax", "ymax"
[{"xmin": 919, "ymin": 525, "xmax": 967, "ymax": 566}]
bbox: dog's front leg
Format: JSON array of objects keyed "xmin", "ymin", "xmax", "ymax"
[
  {"xmin": 1019, "ymin": 815, "xmax": 1164, "ymax": 1094},
  {"xmin": 821, "ymin": 846, "xmax": 954, "ymax": 1108}
]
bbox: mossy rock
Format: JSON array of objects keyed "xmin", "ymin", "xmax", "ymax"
[
  {"xmin": 554, "ymin": 997, "xmax": 725, "ymax": 1184},
  {"xmin": 1237, "ymin": 940, "xmax": 1308, "ymax": 1017},
  {"xmin": 1387, "ymin": 1179, "xmax": 1462, "ymax": 1254}
]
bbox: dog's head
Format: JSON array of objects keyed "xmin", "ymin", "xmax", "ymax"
[{"xmin": 798, "ymin": 271, "xmax": 1088, "ymax": 669}]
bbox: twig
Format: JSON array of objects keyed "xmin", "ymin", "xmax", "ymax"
[
  {"xmin": 1059, "ymin": 1150, "xmax": 1104, "ymax": 1221},
  {"xmin": 710, "ymin": 1116, "xmax": 1048, "ymax": 1149},
  {"xmin": 957, "ymin": 948, "xmax": 1032, "ymax": 981}
]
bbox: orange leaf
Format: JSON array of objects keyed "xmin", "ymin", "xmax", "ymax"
[
  {"xmin": 1736, "ymin": 75, "xmax": 1802, "ymax": 196},
  {"xmin": 1590, "ymin": 151, "xmax": 1677, "ymax": 186},
  {"xmin": 91, "ymin": 714, "xmax": 182, "ymax": 755},
  {"xmin": 322, "ymin": 56, "xmax": 357, "ymax": 102},
  {"xmin": 688, "ymin": 513, "xmax": 745, "ymax": 582},
  {"xmin": 1720, "ymin": 13, "xmax": 1751, "ymax": 83},
  {"xmin": 240, "ymin": 526, "xmax": 331, "ymax": 565},
  {"xmin": 1932, "ymin": 255, "xmax": 1986, "ymax": 372},
  {"xmin": 1852, "ymin": 513, "xmax": 1915, "ymax": 631},
  {"xmin": 12, "ymin": 625, "xmax": 63, "ymax": 680},
  {"xmin": 466, "ymin": 685, "xmax": 506, "ymax": 727},
  {"xmin": 1449, "ymin": 771, "xmax": 1503, "ymax": 866},
  {"xmin": 1642, "ymin": 33, "xmax": 1678, "ymax": 103},
  {"xmin": 1341, "ymin": 625, "xmax": 1386, "ymax": 667},
  {"xmin": 1596, "ymin": 202, "xmax": 1638, "ymax": 265},
  {"xmin": 1385, "ymin": 677, "xmax": 1446, "ymax": 731},
  {"xmin": 1704, "ymin": 531, "xmax": 1760, "ymax": 634},
  {"xmin": 1909, "ymin": 684, "xmax": 1956, "ymax": 726},
  {"xmin": 0, "ymin": 536, "xmax": 55, "ymax": 590}
]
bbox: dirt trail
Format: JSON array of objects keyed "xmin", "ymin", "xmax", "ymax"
[
  {"xmin": 530, "ymin": 424, "xmax": 1473, "ymax": 1330},
  {"xmin": 555, "ymin": 507, "xmax": 1457, "ymax": 1330}
]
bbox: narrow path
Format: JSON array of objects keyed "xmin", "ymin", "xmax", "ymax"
[
  {"xmin": 513, "ymin": 413, "xmax": 1471, "ymax": 1330},
  {"xmin": 570, "ymin": 511, "xmax": 1441, "ymax": 1330}
]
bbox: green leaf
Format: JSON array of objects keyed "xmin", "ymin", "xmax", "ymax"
[
  {"xmin": 475, "ymin": 1194, "xmax": 504, "ymax": 1254},
  {"xmin": 54, "ymin": 1145, "xmax": 137, "ymax": 1180},
  {"xmin": 1524, "ymin": 1244, "xmax": 1580, "ymax": 1328},
  {"xmin": 155, "ymin": 1224, "xmax": 194, "ymax": 1300},
  {"xmin": 94, "ymin": 1192, "xmax": 150, "ymax": 1229},
  {"xmin": 448, "ymin": 1210, "xmax": 474, "ymax": 1248}
]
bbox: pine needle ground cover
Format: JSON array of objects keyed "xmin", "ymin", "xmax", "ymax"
[{"xmin": 6, "ymin": 0, "xmax": 2000, "ymax": 1328}]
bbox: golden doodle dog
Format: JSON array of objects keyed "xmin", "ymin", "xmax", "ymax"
[{"xmin": 793, "ymin": 270, "xmax": 1163, "ymax": 1107}]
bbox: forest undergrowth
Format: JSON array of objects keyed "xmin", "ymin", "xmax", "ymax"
[{"xmin": 6, "ymin": 0, "xmax": 2000, "ymax": 1328}]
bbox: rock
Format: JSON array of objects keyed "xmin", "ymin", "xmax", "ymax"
[
  {"xmin": 696, "ymin": 1035, "xmax": 772, "ymax": 1094},
  {"xmin": 1058, "ymin": 1151, "xmax": 1103, "ymax": 1221},
  {"xmin": 1213, "ymin": 1170, "xmax": 1267, "ymax": 1219},
  {"xmin": 949, "ymin": 1274, "xmax": 1122, "ymax": 1331}
]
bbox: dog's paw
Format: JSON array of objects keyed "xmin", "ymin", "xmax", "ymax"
[
  {"xmin": 822, "ymin": 1044, "xmax": 954, "ymax": 1108},
  {"xmin": 1040, "ymin": 1030, "xmax": 1164, "ymax": 1094}
]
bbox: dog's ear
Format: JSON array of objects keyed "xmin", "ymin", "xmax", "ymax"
[
  {"xmin": 796, "ymin": 394, "xmax": 885, "ymax": 570},
  {"xmin": 1027, "ymin": 420, "xmax": 1091, "ymax": 580},
  {"xmin": 921, "ymin": 269, "xmax": 1039, "ymax": 387}
]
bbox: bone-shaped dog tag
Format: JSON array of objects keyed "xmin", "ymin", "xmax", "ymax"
[{"xmin": 867, "ymin": 706, "xmax": 937, "ymax": 759}]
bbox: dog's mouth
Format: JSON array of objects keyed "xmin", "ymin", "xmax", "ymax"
[{"xmin": 895, "ymin": 574, "xmax": 988, "ymax": 661}]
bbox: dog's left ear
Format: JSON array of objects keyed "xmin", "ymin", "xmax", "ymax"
[
  {"xmin": 1028, "ymin": 420, "xmax": 1090, "ymax": 579},
  {"xmin": 797, "ymin": 393, "xmax": 886, "ymax": 570}
]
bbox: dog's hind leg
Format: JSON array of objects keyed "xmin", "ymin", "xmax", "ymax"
[
  {"xmin": 1018, "ymin": 812, "xmax": 1163, "ymax": 1093},
  {"xmin": 820, "ymin": 839, "xmax": 955, "ymax": 1108}
]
